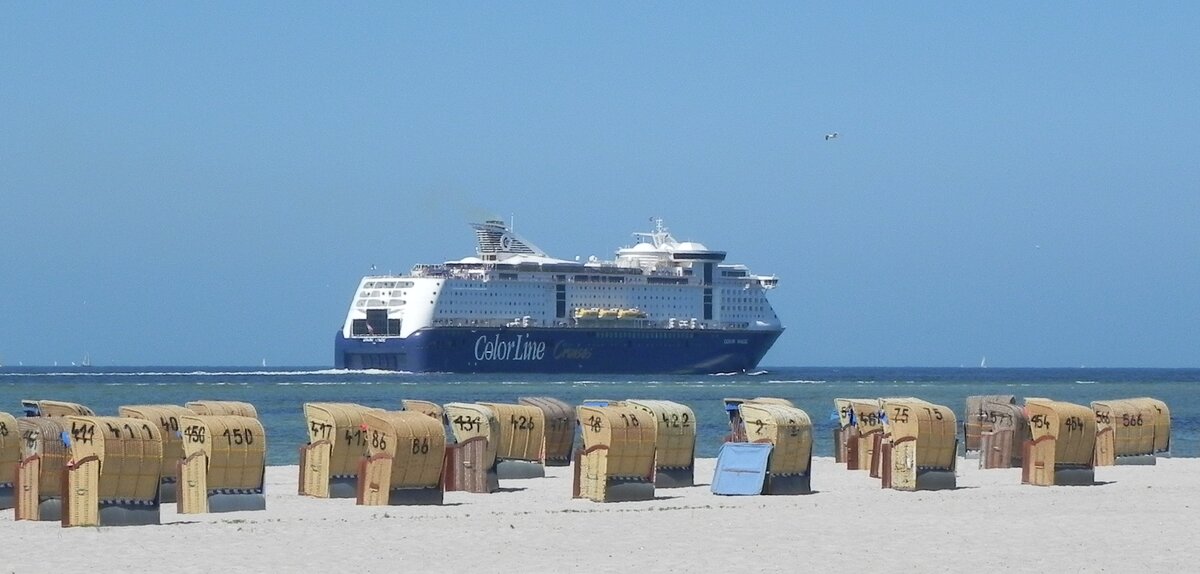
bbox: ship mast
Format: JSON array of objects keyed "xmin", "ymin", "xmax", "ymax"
[{"xmin": 633, "ymin": 217, "xmax": 676, "ymax": 250}]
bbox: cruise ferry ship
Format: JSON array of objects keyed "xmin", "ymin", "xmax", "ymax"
[{"xmin": 334, "ymin": 219, "xmax": 784, "ymax": 373}]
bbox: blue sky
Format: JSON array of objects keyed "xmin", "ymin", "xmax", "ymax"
[{"xmin": 1, "ymin": 3, "xmax": 1196, "ymax": 367}]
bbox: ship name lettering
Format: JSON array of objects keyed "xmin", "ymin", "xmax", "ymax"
[
  {"xmin": 552, "ymin": 341, "xmax": 593, "ymax": 360},
  {"xmin": 474, "ymin": 334, "xmax": 546, "ymax": 362}
]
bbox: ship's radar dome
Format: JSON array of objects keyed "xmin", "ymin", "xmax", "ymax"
[{"xmin": 676, "ymin": 241, "xmax": 709, "ymax": 251}]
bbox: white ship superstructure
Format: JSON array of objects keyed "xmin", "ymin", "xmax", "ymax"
[{"xmin": 335, "ymin": 218, "xmax": 784, "ymax": 373}]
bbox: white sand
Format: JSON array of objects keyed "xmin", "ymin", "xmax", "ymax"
[{"xmin": 2, "ymin": 457, "xmax": 1195, "ymax": 572}]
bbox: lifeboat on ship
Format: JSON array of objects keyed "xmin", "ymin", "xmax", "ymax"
[
  {"xmin": 574, "ymin": 308, "xmax": 600, "ymax": 320},
  {"xmin": 618, "ymin": 308, "xmax": 647, "ymax": 319}
]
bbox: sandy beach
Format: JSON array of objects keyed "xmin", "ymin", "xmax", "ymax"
[{"xmin": 2, "ymin": 457, "xmax": 1194, "ymax": 572}]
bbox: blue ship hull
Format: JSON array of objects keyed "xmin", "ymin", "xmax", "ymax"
[{"xmin": 334, "ymin": 327, "xmax": 782, "ymax": 374}]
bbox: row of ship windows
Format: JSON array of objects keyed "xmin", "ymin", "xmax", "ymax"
[
  {"xmin": 440, "ymin": 303, "xmax": 697, "ymax": 311},
  {"xmin": 451, "ymin": 285, "xmax": 549, "ymax": 291},
  {"xmin": 574, "ymin": 303, "xmax": 697, "ymax": 310},
  {"xmin": 442, "ymin": 285, "xmax": 722, "ymax": 295},
  {"xmin": 441, "ymin": 301, "xmax": 550, "ymax": 307},
  {"xmin": 362, "ymin": 281, "xmax": 415, "ymax": 289},
  {"xmin": 364, "ymin": 279, "xmax": 757, "ymax": 291},
  {"xmin": 446, "ymin": 292, "xmax": 541, "ymax": 298},
  {"xmin": 479, "ymin": 275, "xmax": 772, "ymax": 286},
  {"xmin": 356, "ymin": 299, "xmax": 405, "ymax": 308},
  {"xmin": 573, "ymin": 286, "xmax": 690, "ymax": 292},
  {"xmin": 362, "ymin": 298, "xmax": 758, "ymax": 311},
  {"xmin": 594, "ymin": 331, "xmax": 694, "ymax": 339},
  {"xmin": 441, "ymin": 296, "xmax": 696, "ymax": 303},
  {"xmin": 437, "ymin": 310, "xmax": 550, "ymax": 315}
]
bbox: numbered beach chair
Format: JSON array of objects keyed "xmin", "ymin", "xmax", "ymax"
[
  {"xmin": 61, "ymin": 416, "xmax": 163, "ymax": 527},
  {"xmin": 0, "ymin": 412, "xmax": 17, "ymax": 510},
  {"xmin": 519, "ymin": 396, "xmax": 575, "ymax": 466},
  {"xmin": 300, "ymin": 403, "xmax": 382, "ymax": 498},
  {"xmin": 1022, "ymin": 399, "xmax": 1096, "ymax": 486},
  {"xmin": 723, "ymin": 397, "xmax": 792, "ymax": 443},
  {"xmin": 964, "ymin": 395, "xmax": 1016, "ymax": 455},
  {"xmin": 358, "ymin": 411, "xmax": 446, "ymax": 506},
  {"xmin": 832, "ymin": 398, "xmax": 854, "ymax": 464},
  {"xmin": 13, "ymin": 417, "xmax": 70, "ymax": 521},
  {"xmin": 977, "ymin": 397, "xmax": 1028, "ymax": 469},
  {"xmin": 177, "ymin": 415, "xmax": 267, "ymax": 513},
  {"xmin": 118, "ymin": 404, "xmax": 196, "ymax": 503},
  {"xmin": 185, "ymin": 400, "xmax": 259, "ymax": 418},
  {"xmin": 573, "ymin": 404, "xmax": 656, "ymax": 502},
  {"xmin": 627, "ymin": 399, "xmax": 697, "ymax": 487},
  {"xmin": 845, "ymin": 399, "xmax": 885, "ymax": 471},
  {"xmin": 1092, "ymin": 398, "xmax": 1169, "ymax": 466},
  {"xmin": 442, "ymin": 402, "xmax": 501, "ymax": 493},
  {"xmin": 879, "ymin": 398, "xmax": 957, "ymax": 491},
  {"xmin": 401, "ymin": 399, "xmax": 445, "ymax": 420},
  {"xmin": 1146, "ymin": 398, "xmax": 1171, "ymax": 457},
  {"xmin": 479, "ymin": 402, "xmax": 547, "ymax": 479},
  {"xmin": 21, "ymin": 400, "xmax": 94, "ymax": 417},
  {"xmin": 737, "ymin": 402, "xmax": 813, "ymax": 495},
  {"xmin": 723, "ymin": 398, "xmax": 749, "ymax": 442}
]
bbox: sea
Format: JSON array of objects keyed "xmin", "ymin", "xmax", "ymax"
[{"xmin": 2, "ymin": 366, "xmax": 1196, "ymax": 465}]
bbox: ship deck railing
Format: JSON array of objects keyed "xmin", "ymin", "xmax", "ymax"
[{"xmin": 408, "ymin": 264, "xmax": 709, "ymax": 283}]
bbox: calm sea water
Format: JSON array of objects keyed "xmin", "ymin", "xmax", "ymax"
[{"xmin": 1, "ymin": 366, "xmax": 1196, "ymax": 465}]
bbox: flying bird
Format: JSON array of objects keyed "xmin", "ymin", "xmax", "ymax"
[{"xmin": 824, "ymin": 132, "xmax": 839, "ymax": 140}]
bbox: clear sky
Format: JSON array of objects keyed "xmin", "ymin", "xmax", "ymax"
[{"xmin": 2, "ymin": 3, "xmax": 1197, "ymax": 368}]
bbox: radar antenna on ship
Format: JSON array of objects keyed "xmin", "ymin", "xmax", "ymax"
[{"xmin": 634, "ymin": 217, "xmax": 677, "ymax": 250}]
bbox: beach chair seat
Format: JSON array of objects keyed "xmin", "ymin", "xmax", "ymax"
[
  {"xmin": 738, "ymin": 402, "xmax": 813, "ymax": 495},
  {"xmin": 518, "ymin": 396, "xmax": 575, "ymax": 466},
  {"xmin": 177, "ymin": 414, "xmax": 267, "ymax": 514},
  {"xmin": 0, "ymin": 412, "xmax": 17, "ymax": 510},
  {"xmin": 1023, "ymin": 399, "xmax": 1096, "ymax": 486},
  {"xmin": 358, "ymin": 410, "xmax": 445, "ymax": 506},
  {"xmin": 118, "ymin": 404, "xmax": 197, "ymax": 503},
  {"xmin": 21, "ymin": 399, "xmax": 94, "ymax": 417},
  {"xmin": 627, "ymin": 399, "xmax": 697, "ymax": 487},
  {"xmin": 574, "ymin": 404, "xmax": 656, "ymax": 502},
  {"xmin": 61, "ymin": 416, "xmax": 163, "ymax": 527},
  {"xmin": 401, "ymin": 399, "xmax": 444, "ymax": 420},
  {"xmin": 443, "ymin": 403, "xmax": 501, "ymax": 492},
  {"xmin": 479, "ymin": 402, "xmax": 547, "ymax": 479},
  {"xmin": 879, "ymin": 398, "xmax": 957, "ymax": 491},
  {"xmin": 185, "ymin": 400, "xmax": 258, "ymax": 418},
  {"xmin": 300, "ymin": 403, "xmax": 382, "ymax": 498}
]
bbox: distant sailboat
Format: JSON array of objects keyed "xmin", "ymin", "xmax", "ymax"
[
  {"xmin": 980, "ymin": 356, "xmax": 987, "ymax": 368},
  {"xmin": 82, "ymin": 353, "xmax": 91, "ymax": 368},
  {"xmin": 261, "ymin": 358, "xmax": 267, "ymax": 368}
]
